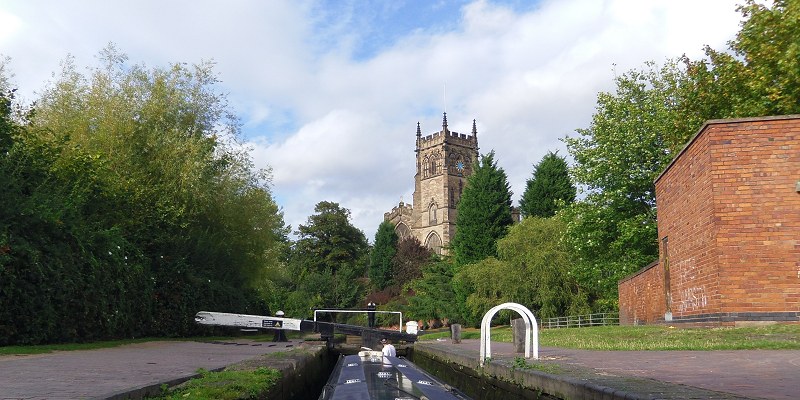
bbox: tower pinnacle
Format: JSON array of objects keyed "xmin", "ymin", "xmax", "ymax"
[{"xmin": 442, "ymin": 112, "xmax": 448, "ymax": 133}]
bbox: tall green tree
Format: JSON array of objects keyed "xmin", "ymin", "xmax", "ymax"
[
  {"xmin": 1, "ymin": 47, "xmax": 285, "ymax": 344},
  {"xmin": 562, "ymin": 61, "xmax": 688, "ymax": 309},
  {"xmin": 450, "ymin": 151, "xmax": 514, "ymax": 267},
  {"xmin": 369, "ymin": 221, "xmax": 398, "ymax": 290},
  {"xmin": 684, "ymin": 0, "xmax": 800, "ymax": 119},
  {"xmin": 519, "ymin": 151, "xmax": 576, "ymax": 218},
  {"xmin": 1, "ymin": 82, "xmax": 154, "ymax": 344},
  {"xmin": 287, "ymin": 201, "xmax": 369, "ymax": 314}
]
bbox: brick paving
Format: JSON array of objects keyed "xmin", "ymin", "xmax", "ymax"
[
  {"xmin": 416, "ymin": 339, "xmax": 800, "ymax": 400},
  {"xmin": 0, "ymin": 340, "xmax": 300, "ymax": 400},
  {"xmin": 2, "ymin": 338, "xmax": 798, "ymax": 399}
]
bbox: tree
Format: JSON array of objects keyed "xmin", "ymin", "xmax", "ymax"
[
  {"xmin": 561, "ymin": 1, "xmax": 800, "ymax": 309},
  {"xmin": 495, "ymin": 216, "xmax": 589, "ymax": 318},
  {"xmin": 450, "ymin": 151, "xmax": 514, "ymax": 267},
  {"xmin": 684, "ymin": 0, "xmax": 800, "ymax": 119},
  {"xmin": 391, "ymin": 236, "xmax": 431, "ymax": 285},
  {"xmin": 456, "ymin": 216, "xmax": 589, "ymax": 321},
  {"xmin": 368, "ymin": 221, "xmax": 397, "ymax": 290},
  {"xmin": 288, "ymin": 201, "xmax": 369, "ymax": 312},
  {"xmin": 1, "ymin": 46, "xmax": 285, "ymax": 344},
  {"xmin": 519, "ymin": 151, "xmax": 576, "ymax": 218},
  {"xmin": 562, "ymin": 61, "xmax": 688, "ymax": 309},
  {"xmin": 406, "ymin": 260, "xmax": 459, "ymax": 325}
]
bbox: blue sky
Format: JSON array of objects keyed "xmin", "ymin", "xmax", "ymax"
[
  {"xmin": 313, "ymin": 0, "xmax": 540, "ymax": 61},
  {"xmin": 0, "ymin": 0, "xmax": 742, "ymax": 239}
]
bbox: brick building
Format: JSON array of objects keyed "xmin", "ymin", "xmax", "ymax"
[
  {"xmin": 384, "ymin": 113, "xmax": 479, "ymax": 254},
  {"xmin": 619, "ymin": 115, "xmax": 800, "ymax": 326}
]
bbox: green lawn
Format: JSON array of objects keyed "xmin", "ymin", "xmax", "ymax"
[
  {"xmin": 0, "ymin": 338, "xmax": 165, "ymax": 355},
  {"xmin": 4, "ymin": 325, "xmax": 799, "ymax": 354},
  {"xmin": 419, "ymin": 324, "xmax": 800, "ymax": 350}
]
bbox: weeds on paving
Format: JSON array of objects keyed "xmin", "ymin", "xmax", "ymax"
[{"xmin": 151, "ymin": 367, "xmax": 281, "ymax": 400}]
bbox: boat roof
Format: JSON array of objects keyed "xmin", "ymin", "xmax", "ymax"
[{"xmin": 320, "ymin": 353, "xmax": 471, "ymax": 400}]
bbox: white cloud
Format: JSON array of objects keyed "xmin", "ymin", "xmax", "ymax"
[
  {"xmin": 0, "ymin": 0, "xmax": 743, "ymax": 239},
  {"xmin": 0, "ymin": 9, "xmax": 22, "ymax": 47}
]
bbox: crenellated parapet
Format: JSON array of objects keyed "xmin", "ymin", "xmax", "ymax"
[
  {"xmin": 418, "ymin": 130, "xmax": 476, "ymax": 149},
  {"xmin": 384, "ymin": 201, "xmax": 414, "ymax": 222},
  {"xmin": 416, "ymin": 113, "xmax": 478, "ymax": 153}
]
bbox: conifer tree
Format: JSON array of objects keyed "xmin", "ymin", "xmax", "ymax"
[
  {"xmin": 369, "ymin": 221, "xmax": 398, "ymax": 290},
  {"xmin": 290, "ymin": 201, "xmax": 369, "ymax": 311},
  {"xmin": 451, "ymin": 151, "xmax": 513, "ymax": 266},
  {"xmin": 519, "ymin": 151, "xmax": 576, "ymax": 218}
]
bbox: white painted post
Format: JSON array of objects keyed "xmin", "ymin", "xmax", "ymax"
[{"xmin": 479, "ymin": 302, "xmax": 538, "ymax": 366}]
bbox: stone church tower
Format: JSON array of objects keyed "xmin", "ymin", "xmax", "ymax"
[{"xmin": 384, "ymin": 113, "xmax": 479, "ymax": 254}]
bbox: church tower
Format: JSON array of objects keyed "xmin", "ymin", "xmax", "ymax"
[{"xmin": 385, "ymin": 113, "xmax": 479, "ymax": 254}]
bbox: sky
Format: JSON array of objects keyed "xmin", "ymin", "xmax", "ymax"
[{"xmin": 0, "ymin": 0, "xmax": 744, "ymax": 241}]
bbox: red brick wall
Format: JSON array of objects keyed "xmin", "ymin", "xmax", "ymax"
[
  {"xmin": 619, "ymin": 115, "xmax": 800, "ymax": 325},
  {"xmin": 656, "ymin": 122, "xmax": 721, "ymax": 320},
  {"xmin": 709, "ymin": 119, "xmax": 800, "ymax": 315},
  {"xmin": 618, "ymin": 261, "xmax": 664, "ymax": 325}
]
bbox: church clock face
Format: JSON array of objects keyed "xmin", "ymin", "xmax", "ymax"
[{"xmin": 456, "ymin": 161, "xmax": 464, "ymax": 172}]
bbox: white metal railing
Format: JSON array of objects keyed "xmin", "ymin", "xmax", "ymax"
[
  {"xmin": 313, "ymin": 309, "xmax": 403, "ymax": 332},
  {"xmin": 543, "ymin": 312, "xmax": 619, "ymax": 329}
]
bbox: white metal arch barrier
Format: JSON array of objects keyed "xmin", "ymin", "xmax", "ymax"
[{"xmin": 479, "ymin": 302, "xmax": 538, "ymax": 366}]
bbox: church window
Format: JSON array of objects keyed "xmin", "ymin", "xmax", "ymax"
[
  {"xmin": 425, "ymin": 232, "xmax": 443, "ymax": 255},
  {"xmin": 395, "ymin": 223, "xmax": 411, "ymax": 240},
  {"xmin": 429, "ymin": 158, "xmax": 437, "ymax": 176},
  {"xmin": 449, "ymin": 188, "xmax": 454, "ymax": 207}
]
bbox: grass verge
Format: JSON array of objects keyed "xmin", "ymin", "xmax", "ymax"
[
  {"xmin": 149, "ymin": 367, "xmax": 281, "ymax": 400},
  {"xmin": 0, "ymin": 338, "xmax": 167, "ymax": 355},
  {"xmin": 0, "ymin": 330, "xmax": 316, "ymax": 356},
  {"xmin": 420, "ymin": 324, "xmax": 800, "ymax": 350}
]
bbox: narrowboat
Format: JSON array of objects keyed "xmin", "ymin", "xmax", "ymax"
[{"xmin": 319, "ymin": 349, "xmax": 471, "ymax": 400}]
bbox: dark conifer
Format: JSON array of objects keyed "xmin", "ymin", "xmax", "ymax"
[
  {"xmin": 519, "ymin": 151, "xmax": 576, "ymax": 218},
  {"xmin": 450, "ymin": 151, "xmax": 513, "ymax": 266}
]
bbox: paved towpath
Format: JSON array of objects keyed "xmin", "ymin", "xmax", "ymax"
[
  {"xmin": 417, "ymin": 339, "xmax": 800, "ymax": 400},
  {"xmin": 3, "ymin": 338, "xmax": 799, "ymax": 399},
  {"xmin": 0, "ymin": 339, "xmax": 300, "ymax": 400}
]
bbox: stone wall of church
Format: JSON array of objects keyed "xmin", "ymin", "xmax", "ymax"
[{"xmin": 386, "ymin": 116, "xmax": 478, "ymax": 255}]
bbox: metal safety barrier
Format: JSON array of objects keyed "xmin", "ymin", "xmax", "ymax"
[{"xmin": 543, "ymin": 312, "xmax": 619, "ymax": 329}]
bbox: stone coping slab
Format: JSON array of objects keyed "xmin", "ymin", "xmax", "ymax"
[{"xmin": 415, "ymin": 340, "xmax": 799, "ymax": 400}]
